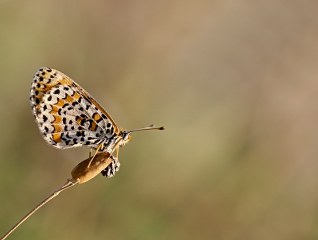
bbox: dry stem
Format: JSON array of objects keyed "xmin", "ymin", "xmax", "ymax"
[{"xmin": 0, "ymin": 178, "xmax": 79, "ymax": 240}]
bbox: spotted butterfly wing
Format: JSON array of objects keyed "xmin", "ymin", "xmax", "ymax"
[
  {"xmin": 30, "ymin": 67, "xmax": 120, "ymax": 150},
  {"xmin": 101, "ymin": 158, "xmax": 120, "ymax": 177}
]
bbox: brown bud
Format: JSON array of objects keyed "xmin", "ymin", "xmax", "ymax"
[{"xmin": 71, "ymin": 152, "xmax": 112, "ymax": 184}]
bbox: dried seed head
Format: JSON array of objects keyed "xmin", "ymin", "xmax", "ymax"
[{"xmin": 71, "ymin": 152, "xmax": 112, "ymax": 183}]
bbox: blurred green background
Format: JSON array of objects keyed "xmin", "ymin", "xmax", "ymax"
[{"xmin": 1, "ymin": 1, "xmax": 318, "ymax": 239}]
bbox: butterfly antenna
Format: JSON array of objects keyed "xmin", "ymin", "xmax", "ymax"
[{"xmin": 127, "ymin": 125, "xmax": 165, "ymax": 133}]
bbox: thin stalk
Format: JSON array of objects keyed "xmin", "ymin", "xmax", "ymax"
[{"xmin": 0, "ymin": 178, "xmax": 79, "ymax": 240}]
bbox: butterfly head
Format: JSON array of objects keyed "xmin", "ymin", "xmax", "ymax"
[{"xmin": 118, "ymin": 130, "xmax": 132, "ymax": 147}]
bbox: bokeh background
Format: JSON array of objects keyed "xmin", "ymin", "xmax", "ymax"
[{"xmin": 1, "ymin": 1, "xmax": 318, "ymax": 239}]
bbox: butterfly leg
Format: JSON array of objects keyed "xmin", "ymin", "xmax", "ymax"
[
  {"xmin": 86, "ymin": 143, "xmax": 103, "ymax": 168},
  {"xmin": 89, "ymin": 147, "xmax": 95, "ymax": 158},
  {"xmin": 113, "ymin": 146, "xmax": 119, "ymax": 161}
]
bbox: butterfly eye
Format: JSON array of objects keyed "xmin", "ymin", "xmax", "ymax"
[{"xmin": 122, "ymin": 131, "xmax": 130, "ymax": 141}]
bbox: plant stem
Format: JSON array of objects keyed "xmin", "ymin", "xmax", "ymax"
[{"xmin": 0, "ymin": 178, "xmax": 79, "ymax": 240}]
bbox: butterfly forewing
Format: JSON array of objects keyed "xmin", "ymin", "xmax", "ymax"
[{"xmin": 30, "ymin": 67, "xmax": 119, "ymax": 149}]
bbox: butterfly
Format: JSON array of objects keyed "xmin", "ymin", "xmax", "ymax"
[{"xmin": 30, "ymin": 67, "xmax": 163, "ymax": 178}]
